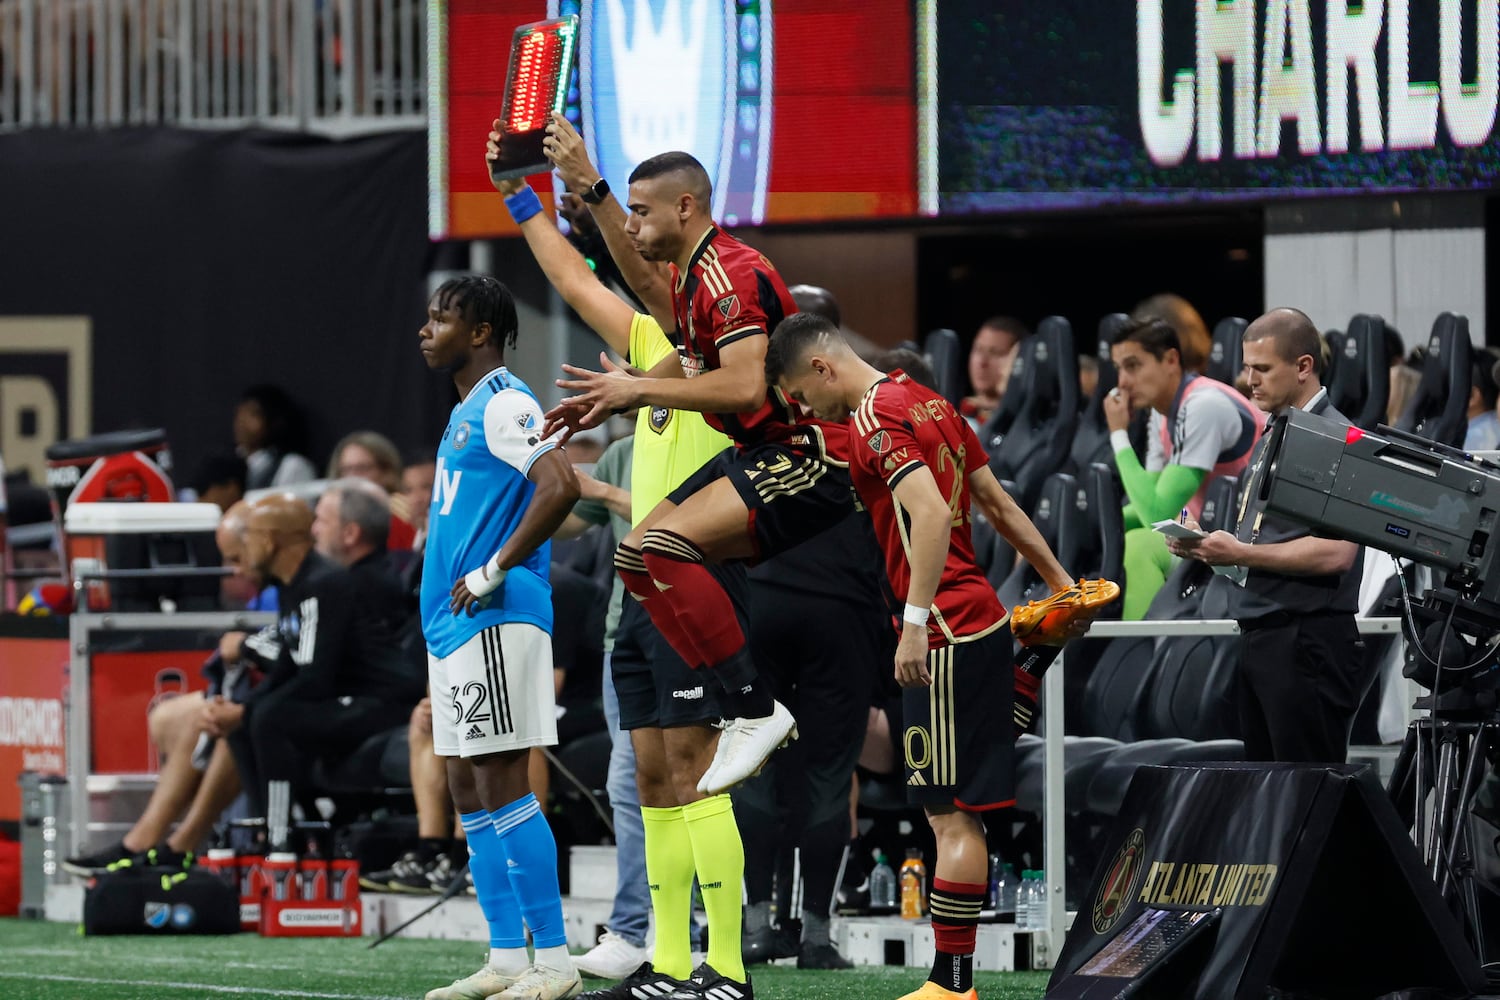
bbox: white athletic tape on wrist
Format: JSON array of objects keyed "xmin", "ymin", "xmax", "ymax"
[
  {"xmin": 903, "ymin": 603, "xmax": 930, "ymax": 627},
  {"xmin": 464, "ymin": 557, "xmax": 506, "ymax": 598}
]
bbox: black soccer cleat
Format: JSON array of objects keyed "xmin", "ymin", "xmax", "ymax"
[
  {"xmin": 578, "ymin": 961, "xmax": 690, "ymax": 998},
  {"xmin": 60, "ymin": 841, "xmax": 133, "ymax": 878},
  {"xmin": 666, "ymin": 963, "xmax": 753, "ymax": 999}
]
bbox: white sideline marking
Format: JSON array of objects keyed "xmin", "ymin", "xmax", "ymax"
[
  {"xmin": 0, "ymin": 971, "xmax": 407, "ymax": 999},
  {"xmin": 0, "ymin": 949, "xmax": 389, "ymax": 977}
]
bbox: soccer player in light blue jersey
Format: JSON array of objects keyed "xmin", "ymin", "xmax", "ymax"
[{"xmin": 417, "ymin": 276, "xmax": 584, "ymax": 1000}]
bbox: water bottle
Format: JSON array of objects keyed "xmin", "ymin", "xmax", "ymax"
[
  {"xmin": 986, "ymin": 854, "xmax": 1001, "ymax": 911},
  {"xmin": 999, "ymin": 863, "xmax": 1019, "ymax": 919},
  {"xmin": 869, "ymin": 852, "xmax": 898, "ymax": 912},
  {"xmin": 1017, "ymin": 870, "xmax": 1035, "ymax": 930},
  {"xmin": 1032, "ymin": 869, "xmax": 1050, "ymax": 932},
  {"xmin": 899, "ymin": 848, "xmax": 928, "ymax": 920}
]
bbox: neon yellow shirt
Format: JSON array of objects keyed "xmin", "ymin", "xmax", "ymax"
[{"xmin": 626, "ymin": 312, "xmax": 733, "ymax": 525}]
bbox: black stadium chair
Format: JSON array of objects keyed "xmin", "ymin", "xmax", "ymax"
[
  {"xmin": 1053, "ymin": 463, "xmax": 1126, "ymax": 731},
  {"xmin": 997, "ymin": 473, "xmax": 1073, "ymax": 613},
  {"xmin": 1206, "ymin": 316, "xmax": 1247, "ymax": 387},
  {"xmin": 1394, "ymin": 312, "xmax": 1472, "ymax": 447},
  {"xmin": 1322, "ymin": 328, "xmax": 1344, "ymax": 391},
  {"xmin": 1197, "ymin": 474, "xmax": 1239, "ymax": 535},
  {"xmin": 1326, "ymin": 314, "xmax": 1391, "ymax": 431},
  {"xmin": 921, "ymin": 328, "xmax": 965, "ymax": 408},
  {"xmin": 1068, "ymin": 314, "xmax": 1128, "ymax": 475},
  {"xmin": 986, "ymin": 317, "xmax": 1081, "ymax": 512},
  {"xmin": 978, "ymin": 336, "xmax": 1031, "ymax": 452}
]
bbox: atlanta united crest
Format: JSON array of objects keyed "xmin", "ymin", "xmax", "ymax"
[
  {"xmin": 1092, "ymin": 827, "xmax": 1146, "ymax": 934},
  {"xmin": 554, "ymin": 0, "xmax": 772, "ymax": 225}
]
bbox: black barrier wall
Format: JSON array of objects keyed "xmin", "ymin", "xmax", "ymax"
[
  {"xmin": 1049, "ymin": 763, "xmax": 1484, "ymax": 999},
  {"xmin": 0, "ymin": 128, "xmax": 448, "ymax": 475}
]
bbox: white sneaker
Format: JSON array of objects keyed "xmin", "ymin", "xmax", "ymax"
[
  {"xmin": 488, "ymin": 962, "xmax": 583, "ymax": 999},
  {"xmin": 573, "ymin": 930, "xmax": 651, "ymax": 980},
  {"xmin": 424, "ymin": 964, "xmax": 520, "ymax": 1000},
  {"xmin": 697, "ymin": 701, "xmax": 798, "ymax": 795}
]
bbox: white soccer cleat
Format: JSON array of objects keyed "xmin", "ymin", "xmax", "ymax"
[
  {"xmin": 697, "ymin": 700, "xmax": 798, "ymax": 796},
  {"xmin": 573, "ymin": 930, "xmax": 652, "ymax": 980},
  {"xmin": 425, "ymin": 964, "xmax": 521, "ymax": 1000},
  {"xmin": 487, "ymin": 961, "xmax": 583, "ymax": 999}
]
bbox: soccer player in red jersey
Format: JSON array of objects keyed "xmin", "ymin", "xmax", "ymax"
[
  {"xmin": 544, "ymin": 122, "xmax": 855, "ymax": 800},
  {"xmin": 766, "ymin": 312, "xmax": 1078, "ymax": 1000}
]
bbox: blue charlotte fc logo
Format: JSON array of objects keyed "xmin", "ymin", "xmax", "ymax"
[{"xmin": 554, "ymin": 0, "xmax": 771, "ymax": 225}]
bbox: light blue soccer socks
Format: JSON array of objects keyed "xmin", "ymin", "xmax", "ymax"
[
  {"xmin": 492, "ymin": 793, "xmax": 571, "ymax": 971},
  {"xmin": 460, "ymin": 809, "xmax": 528, "ymax": 973}
]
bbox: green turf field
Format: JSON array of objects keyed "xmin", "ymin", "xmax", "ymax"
[{"xmin": 0, "ymin": 919, "xmax": 1050, "ymax": 1000}]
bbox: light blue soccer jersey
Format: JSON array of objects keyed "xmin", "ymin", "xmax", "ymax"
[{"xmin": 421, "ymin": 366, "xmax": 555, "ymax": 658}]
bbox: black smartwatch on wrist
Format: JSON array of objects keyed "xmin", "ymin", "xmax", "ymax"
[{"xmin": 580, "ymin": 177, "xmax": 610, "ymax": 205}]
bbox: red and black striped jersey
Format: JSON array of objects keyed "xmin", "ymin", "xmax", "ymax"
[
  {"xmin": 670, "ymin": 227, "xmax": 848, "ymax": 464},
  {"xmin": 850, "ymin": 371, "xmax": 1007, "ymax": 646}
]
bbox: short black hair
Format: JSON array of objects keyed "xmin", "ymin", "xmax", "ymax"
[
  {"xmin": 191, "ymin": 452, "xmax": 247, "ymax": 495},
  {"xmin": 1243, "ymin": 307, "xmax": 1323, "ymax": 374},
  {"xmin": 765, "ymin": 312, "xmax": 840, "ymax": 385},
  {"xmin": 433, "ymin": 275, "xmax": 518, "ymax": 350},
  {"xmin": 876, "ymin": 348, "xmax": 938, "ymax": 390},
  {"xmin": 1112, "ymin": 315, "xmax": 1181, "ymax": 363},
  {"xmin": 628, "ymin": 151, "xmax": 712, "ymax": 205}
]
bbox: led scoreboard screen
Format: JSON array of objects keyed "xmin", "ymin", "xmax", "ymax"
[
  {"xmin": 428, "ymin": 0, "xmax": 919, "ymax": 240},
  {"xmin": 936, "ymin": 1, "xmax": 1500, "ymax": 215}
]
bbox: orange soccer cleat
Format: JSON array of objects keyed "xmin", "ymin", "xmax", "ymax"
[{"xmin": 1009, "ymin": 578, "xmax": 1121, "ymax": 646}]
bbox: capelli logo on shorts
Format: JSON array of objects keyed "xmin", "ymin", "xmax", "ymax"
[{"xmin": 671, "ymin": 686, "xmax": 704, "ymax": 700}]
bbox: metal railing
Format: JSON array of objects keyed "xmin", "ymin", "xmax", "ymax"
[{"xmin": 0, "ymin": 0, "xmax": 425, "ymax": 133}]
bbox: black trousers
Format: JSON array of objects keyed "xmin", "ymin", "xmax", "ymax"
[
  {"xmin": 228, "ymin": 685, "xmax": 412, "ymax": 817},
  {"xmin": 1236, "ymin": 612, "xmax": 1373, "ymax": 764},
  {"xmin": 733, "ymin": 582, "xmax": 887, "ymax": 918}
]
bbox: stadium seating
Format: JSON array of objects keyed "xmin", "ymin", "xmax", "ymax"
[
  {"xmin": 1394, "ymin": 312, "xmax": 1472, "ymax": 446},
  {"xmin": 1326, "ymin": 314, "xmax": 1392, "ymax": 430},
  {"xmin": 985, "ymin": 317, "xmax": 1081, "ymax": 512},
  {"xmin": 1206, "ymin": 316, "xmax": 1247, "ymax": 387},
  {"xmin": 1067, "ymin": 314, "xmax": 1126, "ymax": 475},
  {"xmin": 921, "ymin": 328, "xmax": 965, "ymax": 407}
]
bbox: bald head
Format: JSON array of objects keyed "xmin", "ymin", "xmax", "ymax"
[
  {"xmin": 244, "ymin": 492, "xmax": 313, "ymax": 584},
  {"xmin": 218, "ymin": 500, "xmax": 251, "ymax": 542},
  {"xmin": 1244, "ymin": 307, "xmax": 1322, "ymax": 374},
  {"xmin": 248, "ymin": 492, "xmax": 313, "ymax": 536}
]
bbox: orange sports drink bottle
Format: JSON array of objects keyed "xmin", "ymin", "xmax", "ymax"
[{"xmin": 900, "ymin": 848, "xmax": 927, "ymax": 919}]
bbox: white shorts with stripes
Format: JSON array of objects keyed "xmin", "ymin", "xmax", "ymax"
[{"xmin": 429, "ymin": 623, "xmax": 557, "ymax": 758}]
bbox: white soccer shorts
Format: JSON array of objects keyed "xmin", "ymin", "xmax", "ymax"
[{"xmin": 429, "ymin": 622, "xmax": 558, "ymax": 757}]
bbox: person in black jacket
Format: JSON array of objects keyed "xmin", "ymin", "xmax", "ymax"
[
  {"xmin": 214, "ymin": 492, "xmax": 417, "ymax": 828},
  {"xmin": 1168, "ymin": 308, "xmax": 1370, "ymax": 763}
]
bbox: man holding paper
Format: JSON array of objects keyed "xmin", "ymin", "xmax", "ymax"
[{"xmin": 1166, "ymin": 308, "xmax": 1372, "ymax": 765}]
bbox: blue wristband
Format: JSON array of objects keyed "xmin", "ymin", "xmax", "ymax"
[{"xmin": 504, "ymin": 186, "xmax": 543, "ymax": 224}]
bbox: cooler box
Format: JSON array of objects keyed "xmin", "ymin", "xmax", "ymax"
[
  {"xmin": 45, "ymin": 429, "xmax": 174, "ymax": 509},
  {"xmin": 63, "ymin": 502, "xmax": 223, "ymax": 612}
]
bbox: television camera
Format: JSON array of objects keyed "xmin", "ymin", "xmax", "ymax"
[{"xmin": 1255, "ymin": 408, "xmax": 1500, "ymax": 963}]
